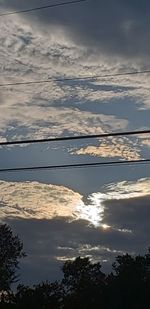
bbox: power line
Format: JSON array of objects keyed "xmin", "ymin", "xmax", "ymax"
[
  {"xmin": 0, "ymin": 159, "xmax": 149, "ymax": 173},
  {"xmin": 0, "ymin": 0, "xmax": 87, "ymax": 17},
  {"xmin": 0, "ymin": 129, "xmax": 150, "ymax": 146},
  {"xmin": 1, "ymin": 69, "xmax": 150, "ymax": 87}
]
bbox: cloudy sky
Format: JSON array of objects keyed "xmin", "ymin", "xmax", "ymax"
[{"xmin": 0, "ymin": 0, "xmax": 150, "ymax": 285}]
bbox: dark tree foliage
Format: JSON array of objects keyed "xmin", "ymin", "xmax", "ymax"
[
  {"xmin": 0, "ymin": 224, "xmax": 25, "ymax": 292},
  {"xmin": 62, "ymin": 256, "xmax": 106, "ymax": 309},
  {"xmin": 1, "ymin": 224, "xmax": 150, "ymax": 309},
  {"xmin": 13, "ymin": 282, "xmax": 64, "ymax": 309},
  {"xmin": 106, "ymin": 250, "xmax": 150, "ymax": 309}
]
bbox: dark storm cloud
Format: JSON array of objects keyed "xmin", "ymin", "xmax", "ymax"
[
  {"xmin": 102, "ymin": 195, "xmax": 150, "ymax": 230},
  {"xmin": 2, "ymin": 0, "xmax": 150, "ymax": 59},
  {"xmin": 101, "ymin": 195, "xmax": 150, "ymax": 250}
]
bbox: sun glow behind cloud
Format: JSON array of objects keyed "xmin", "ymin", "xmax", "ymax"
[
  {"xmin": 0, "ymin": 178, "xmax": 149, "ymax": 229},
  {"xmin": 0, "ymin": 180, "xmax": 105, "ymax": 227}
]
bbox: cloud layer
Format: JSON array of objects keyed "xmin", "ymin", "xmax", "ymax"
[
  {"xmin": 2, "ymin": 0, "xmax": 150, "ymax": 60},
  {"xmin": 0, "ymin": 177, "xmax": 149, "ymax": 283},
  {"xmin": 0, "ymin": 0, "xmax": 150, "ymax": 285},
  {"xmin": 2, "ymin": 176, "xmax": 149, "ymax": 284},
  {"xmin": 0, "ymin": 178, "xmax": 149, "ymax": 227},
  {"xmin": 0, "ymin": 14, "xmax": 149, "ymax": 162}
]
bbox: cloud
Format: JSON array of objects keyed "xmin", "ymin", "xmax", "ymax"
[
  {"xmin": 0, "ymin": 15, "xmax": 133, "ymax": 141},
  {"xmin": 6, "ymin": 193, "xmax": 150, "ymax": 284},
  {"xmin": 141, "ymin": 139, "xmax": 150, "ymax": 147},
  {"xmin": 0, "ymin": 178, "xmax": 149, "ymax": 228},
  {"xmin": 5, "ymin": 218, "xmax": 129, "ymax": 284},
  {"xmin": 72, "ymin": 136, "xmax": 141, "ymax": 160},
  {"xmin": 0, "ymin": 13, "xmax": 149, "ymax": 164},
  {"xmin": 138, "ymin": 134, "xmax": 150, "ymax": 148},
  {"xmin": 102, "ymin": 195, "xmax": 150, "ymax": 232},
  {"xmin": 0, "ymin": 1, "xmax": 150, "ymax": 284},
  {"xmin": 1, "ymin": 16, "xmax": 150, "ymax": 108},
  {"xmin": 1, "ymin": 0, "xmax": 150, "ymax": 61},
  {"xmin": 0, "ymin": 99, "xmax": 128, "ymax": 140},
  {"xmin": 0, "ymin": 177, "xmax": 149, "ymax": 283},
  {"xmin": 0, "ymin": 180, "xmax": 108, "ymax": 227},
  {"xmin": 103, "ymin": 178, "xmax": 150, "ymax": 198},
  {"xmin": 0, "ymin": 180, "xmax": 83, "ymax": 220}
]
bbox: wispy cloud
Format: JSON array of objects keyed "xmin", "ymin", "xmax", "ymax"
[
  {"xmin": 0, "ymin": 14, "xmax": 149, "ymax": 161},
  {"xmin": 2, "ymin": 0, "xmax": 150, "ymax": 61}
]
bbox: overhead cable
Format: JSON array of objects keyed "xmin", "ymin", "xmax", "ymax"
[
  {"xmin": 1, "ymin": 129, "xmax": 150, "ymax": 146},
  {"xmin": 1, "ymin": 69, "xmax": 150, "ymax": 87},
  {"xmin": 0, "ymin": 0, "xmax": 87, "ymax": 17},
  {"xmin": 0, "ymin": 159, "xmax": 149, "ymax": 173}
]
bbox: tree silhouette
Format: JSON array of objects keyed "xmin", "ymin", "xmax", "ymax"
[
  {"xmin": 106, "ymin": 250, "xmax": 150, "ymax": 309},
  {"xmin": 0, "ymin": 224, "xmax": 26, "ymax": 292},
  {"xmin": 1, "ymin": 223, "xmax": 150, "ymax": 309},
  {"xmin": 62, "ymin": 256, "xmax": 106, "ymax": 309},
  {"xmin": 14, "ymin": 282, "xmax": 64, "ymax": 309}
]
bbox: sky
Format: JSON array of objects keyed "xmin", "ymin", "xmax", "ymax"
[{"xmin": 0, "ymin": 0, "xmax": 150, "ymax": 285}]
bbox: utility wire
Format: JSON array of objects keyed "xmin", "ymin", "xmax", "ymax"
[
  {"xmin": 0, "ymin": 159, "xmax": 149, "ymax": 173},
  {"xmin": 0, "ymin": 129, "xmax": 150, "ymax": 146},
  {"xmin": 1, "ymin": 69, "xmax": 150, "ymax": 87},
  {"xmin": 0, "ymin": 0, "xmax": 87, "ymax": 16}
]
